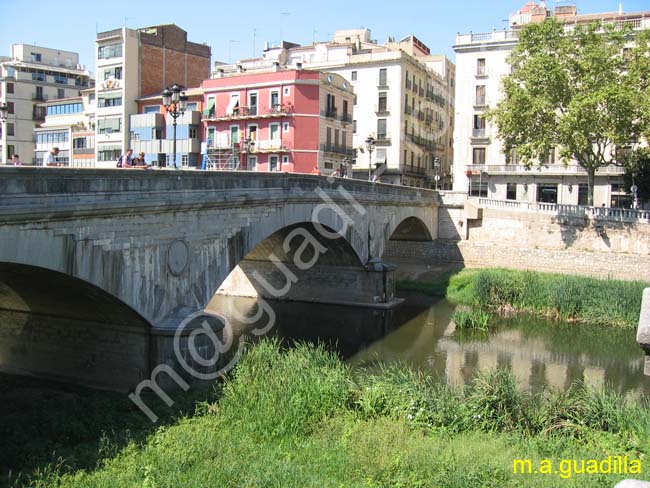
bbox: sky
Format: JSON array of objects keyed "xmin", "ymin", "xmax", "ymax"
[{"xmin": 1, "ymin": 0, "xmax": 649, "ymax": 76}]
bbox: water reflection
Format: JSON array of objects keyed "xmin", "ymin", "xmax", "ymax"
[{"xmin": 209, "ymin": 293, "xmax": 650, "ymax": 397}]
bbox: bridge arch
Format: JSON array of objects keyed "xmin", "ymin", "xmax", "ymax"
[{"xmin": 0, "ymin": 262, "xmax": 151, "ymax": 390}]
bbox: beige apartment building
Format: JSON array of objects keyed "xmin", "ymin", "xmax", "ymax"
[
  {"xmin": 0, "ymin": 44, "xmax": 91, "ymax": 164},
  {"xmin": 210, "ymin": 30, "xmax": 455, "ymax": 189},
  {"xmin": 453, "ymin": 2, "xmax": 650, "ymax": 207}
]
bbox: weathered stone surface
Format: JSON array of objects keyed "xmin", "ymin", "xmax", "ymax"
[
  {"xmin": 637, "ymin": 289, "xmax": 650, "ymax": 374},
  {"xmin": 614, "ymin": 480, "xmax": 650, "ymax": 488}
]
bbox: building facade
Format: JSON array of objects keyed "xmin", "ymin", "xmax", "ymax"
[
  {"xmin": 207, "ymin": 30, "xmax": 455, "ymax": 188},
  {"xmin": 34, "ymin": 89, "xmax": 96, "ymax": 166},
  {"xmin": 131, "ymin": 88, "xmax": 204, "ymax": 168},
  {"xmin": 95, "ymin": 24, "xmax": 210, "ymax": 168},
  {"xmin": 453, "ymin": 2, "xmax": 650, "ymax": 207},
  {"xmin": 201, "ymin": 70, "xmax": 354, "ymax": 174},
  {"xmin": 0, "ymin": 44, "xmax": 91, "ymax": 164}
]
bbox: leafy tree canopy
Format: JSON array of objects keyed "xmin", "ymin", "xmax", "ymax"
[{"xmin": 487, "ymin": 19, "xmax": 650, "ymax": 205}]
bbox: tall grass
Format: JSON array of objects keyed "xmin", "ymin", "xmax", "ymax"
[
  {"xmin": 401, "ymin": 268, "xmax": 648, "ymax": 328},
  {"xmin": 12, "ymin": 341, "xmax": 650, "ymax": 488},
  {"xmin": 451, "ymin": 309, "xmax": 491, "ymax": 330}
]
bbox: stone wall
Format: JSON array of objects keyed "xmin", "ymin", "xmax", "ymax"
[
  {"xmin": 0, "ymin": 310, "xmax": 149, "ymax": 391},
  {"xmin": 385, "ymin": 240, "xmax": 650, "ymax": 281}
]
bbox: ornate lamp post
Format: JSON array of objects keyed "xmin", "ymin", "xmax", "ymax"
[
  {"xmin": 631, "ymin": 171, "xmax": 639, "ymax": 210},
  {"xmin": 365, "ymin": 135, "xmax": 376, "ymax": 181},
  {"xmin": 0, "ymin": 102, "xmax": 8, "ymax": 164},
  {"xmin": 161, "ymin": 84, "xmax": 188, "ymax": 169},
  {"xmin": 433, "ymin": 157, "xmax": 441, "ymax": 190}
]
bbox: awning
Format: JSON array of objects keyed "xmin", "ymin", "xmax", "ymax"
[
  {"xmin": 203, "ymin": 98, "xmax": 215, "ymax": 117},
  {"xmin": 226, "ymin": 95, "xmax": 240, "ymax": 115}
]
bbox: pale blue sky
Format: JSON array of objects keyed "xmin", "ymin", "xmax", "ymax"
[{"xmin": 1, "ymin": 0, "xmax": 649, "ymax": 75}]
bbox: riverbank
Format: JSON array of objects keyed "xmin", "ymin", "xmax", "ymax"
[
  {"xmin": 6, "ymin": 340, "xmax": 650, "ymax": 488},
  {"xmin": 398, "ymin": 268, "xmax": 649, "ymax": 329}
]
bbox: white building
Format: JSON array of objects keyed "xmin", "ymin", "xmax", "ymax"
[
  {"xmin": 34, "ymin": 89, "xmax": 96, "ymax": 166},
  {"xmin": 210, "ymin": 30, "xmax": 455, "ymax": 188},
  {"xmin": 452, "ymin": 2, "xmax": 650, "ymax": 207},
  {"xmin": 95, "ymin": 24, "xmax": 210, "ymax": 167},
  {"xmin": 0, "ymin": 44, "xmax": 91, "ymax": 164}
]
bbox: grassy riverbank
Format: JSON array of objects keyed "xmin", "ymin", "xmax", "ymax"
[
  {"xmin": 398, "ymin": 268, "xmax": 649, "ymax": 329},
  {"xmin": 7, "ymin": 340, "xmax": 650, "ymax": 488}
]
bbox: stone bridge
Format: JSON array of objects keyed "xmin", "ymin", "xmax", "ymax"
[{"xmin": 0, "ymin": 168, "xmax": 439, "ymax": 390}]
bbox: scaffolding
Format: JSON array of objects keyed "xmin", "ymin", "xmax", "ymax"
[{"xmin": 204, "ymin": 145, "xmax": 241, "ymax": 171}]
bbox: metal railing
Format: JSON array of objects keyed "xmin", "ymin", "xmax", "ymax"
[
  {"xmin": 401, "ymin": 164, "xmax": 427, "ymax": 176},
  {"xmin": 472, "ymin": 128, "xmax": 487, "ymax": 138},
  {"xmin": 320, "ymin": 144, "xmax": 354, "ymax": 156},
  {"xmin": 480, "ymin": 164, "xmax": 626, "ymax": 176}
]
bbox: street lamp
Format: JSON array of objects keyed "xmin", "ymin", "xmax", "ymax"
[
  {"xmin": 0, "ymin": 103, "xmax": 7, "ymax": 165},
  {"xmin": 162, "ymin": 84, "xmax": 188, "ymax": 169},
  {"xmin": 631, "ymin": 171, "xmax": 639, "ymax": 209},
  {"xmin": 433, "ymin": 157, "xmax": 441, "ymax": 190},
  {"xmin": 365, "ymin": 135, "xmax": 375, "ymax": 181}
]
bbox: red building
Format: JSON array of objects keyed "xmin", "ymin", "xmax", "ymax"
[{"xmin": 201, "ymin": 69, "xmax": 354, "ymax": 174}]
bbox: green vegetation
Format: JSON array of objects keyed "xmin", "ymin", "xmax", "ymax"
[
  {"xmin": 6, "ymin": 340, "xmax": 650, "ymax": 488},
  {"xmin": 398, "ymin": 268, "xmax": 649, "ymax": 329},
  {"xmin": 451, "ymin": 309, "xmax": 490, "ymax": 331}
]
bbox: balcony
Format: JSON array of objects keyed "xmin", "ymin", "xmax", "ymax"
[
  {"xmin": 32, "ymin": 93, "xmax": 48, "ymax": 101},
  {"xmin": 321, "ymin": 108, "xmax": 338, "ymax": 120},
  {"xmin": 375, "ymin": 133, "xmax": 392, "ymax": 146},
  {"xmin": 320, "ymin": 144, "xmax": 354, "ymax": 157},
  {"xmin": 405, "ymin": 79, "xmax": 412, "ymax": 90},
  {"xmin": 476, "ymin": 67, "xmax": 489, "ymax": 78},
  {"xmin": 252, "ymin": 139, "xmax": 291, "ymax": 153},
  {"xmin": 377, "ymin": 77, "xmax": 389, "ymax": 89},
  {"xmin": 471, "ymin": 128, "xmax": 489, "ymax": 142},
  {"xmin": 478, "ymin": 164, "xmax": 626, "ymax": 176},
  {"xmin": 340, "ymin": 112, "xmax": 352, "ymax": 124},
  {"xmin": 401, "ymin": 164, "xmax": 427, "ymax": 176},
  {"xmin": 375, "ymin": 104, "xmax": 390, "ymax": 116},
  {"xmin": 473, "ymin": 96, "xmax": 488, "ymax": 108},
  {"xmin": 203, "ymin": 104, "xmax": 294, "ymax": 122}
]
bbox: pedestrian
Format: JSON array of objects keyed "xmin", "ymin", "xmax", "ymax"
[
  {"xmin": 10, "ymin": 154, "xmax": 21, "ymax": 166},
  {"xmin": 117, "ymin": 149, "xmax": 134, "ymax": 168},
  {"xmin": 44, "ymin": 147, "xmax": 60, "ymax": 166},
  {"xmin": 133, "ymin": 152, "xmax": 149, "ymax": 169}
]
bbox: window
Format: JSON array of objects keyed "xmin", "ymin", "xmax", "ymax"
[
  {"xmin": 378, "ymin": 92, "xmax": 387, "ymax": 113},
  {"xmin": 270, "ymin": 123, "xmax": 280, "ymax": 140},
  {"xmin": 282, "ymin": 155, "xmax": 290, "ymax": 165},
  {"xmin": 46, "ymin": 102, "xmax": 83, "ymax": 116},
  {"xmin": 98, "ymin": 43, "xmax": 123, "ymax": 59},
  {"xmin": 283, "ymin": 122, "xmax": 289, "ymax": 133},
  {"xmin": 73, "ymin": 137, "xmax": 87, "ymax": 149},
  {"xmin": 31, "ymin": 52, "xmax": 42, "ymax": 62},
  {"xmin": 378, "ymin": 68, "xmax": 387, "ymax": 86},
  {"xmin": 103, "ymin": 66, "xmax": 122, "ymax": 80},
  {"xmin": 32, "ymin": 71, "xmax": 45, "ymax": 82},
  {"xmin": 469, "ymin": 178, "xmax": 488, "ymax": 197},
  {"xmin": 326, "ymin": 127, "xmax": 332, "ymax": 146},
  {"xmin": 537, "ymin": 184, "xmax": 558, "ymax": 204},
  {"xmin": 181, "ymin": 154, "xmax": 189, "ymax": 167},
  {"xmin": 97, "ymin": 117, "xmax": 122, "ymax": 134},
  {"xmin": 475, "ymin": 85, "xmax": 486, "ymax": 106},
  {"xmin": 472, "ymin": 148, "xmax": 486, "ymax": 165},
  {"xmin": 7, "ymin": 123, "xmax": 14, "ymax": 136},
  {"xmin": 343, "ymin": 100, "xmax": 349, "ymax": 118},
  {"xmin": 352, "ymin": 120, "xmax": 357, "ymax": 133},
  {"xmin": 186, "ymin": 102, "xmax": 198, "ymax": 111},
  {"xmin": 189, "ymin": 127, "xmax": 198, "ymax": 139},
  {"xmin": 54, "ymin": 73, "xmax": 68, "ymax": 85},
  {"xmin": 152, "ymin": 128, "xmax": 162, "ymax": 139},
  {"xmin": 249, "ymin": 92, "xmax": 258, "ymax": 115},
  {"xmin": 270, "ymin": 90, "xmax": 280, "ymax": 109},
  {"xmin": 403, "ymin": 149, "xmax": 407, "ymax": 164},
  {"xmin": 57, "ymin": 88, "xmax": 65, "ymax": 99},
  {"xmin": 509, "ymin": 148, "xmax": 520, "ymax": 165},
  {"xmin": 351, "ymin": 71, "xmax": 357, "ymax": 81},
  {"xmin": 342, "ymin": 131, "xmax": 347, "ymax": 148},
  {"xmin": 143, "ymin": 106, "xmax": 160, "ymax": 114},
  {"xmin": 98, "ymin": 94, "xmax": 122, "ymax": 107},
  {"xmin": 578, "ymin": 184, "xmax": 589, "ymax": 205},
  {"xmin": 270, "ymin": 155, "xmax": 279, "ymax": 171},
  {"xmin": 377, "ymin": 119, "xmax": 387, "ymax": 139},
  {"xmin": 130, "ymin": 131, "xmax": 139, "ymax": 141},
  {"xmin": 7, "ymin": 102, "xmax": 14, "ymax": 114},
  {"xmin": 227, "ymin": 93, "xmax": 240, "ymax": 115},
  {"xmin": 376, "ymin": 148, "xmax": 387, "ymax": 165},
  {"xmin": 473, "ymin": 115, "xmax": 486, "ymax": 130},
  {"xmin": 506, "ymin": 183, "xmax": 517, "ymax": 200},
  {"xmin": 230, "ymin": 125, "xmax": 240, "ymax": 144},
  {"xmin": 334, "ymin": 129, "xmax": 340, "ymax": 146},
  {"xmin": 247, "ymin": 155, "xmax": 257, "ymax": 171},
  {"xmin": 35, "ymin": 86, "xmax": 43, "ymax": 100},
  {"xmin": 283, "ymin": 87, "xmax": 290, "ymax": 96},
  {"xmin": 354, "ymin": 94, "xmax": 357, "ymax": 105},
  {"xmin": 207, "ymin": 127, "xmax": 216, "ymax": 146},
  {"xmin": 97, "ymin": 147, "xmax": 121, "ymax": 161},
  {"xmin": 477, "ymin": 58, "xmax": 487, "ymax": 76},
  {"xmin": 7, "ymin": 82, "xmax": 14, "ymax": 94},
  {"xmin": 548, "ymin": 147, "xmax": 556, "ymax": 164}
]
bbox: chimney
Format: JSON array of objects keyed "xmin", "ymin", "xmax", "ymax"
[
  {"xmin": 264, "ymin": 41, "xmax": 270, "ymax": 51},
  {"xmin": 296, "ymin": 62, "xmax": 303, "ymax": 70},
  {"xmin": 237, "ymin": 64, "xmax": 244, "ymax": 73},
  {"xmin": 273, "ymin": 61, "xmax": 280, "ymax": 72},
  {"xmin": 216, "ymin": 68, "xmax": 224, "ymax": 78}
]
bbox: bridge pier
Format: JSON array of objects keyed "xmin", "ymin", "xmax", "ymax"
[
  {"xmin": 637, "ymin": 288, "xmax": 650, "ymax": 376},
  {"xmin": 216, "ymin": 258, "xmax": 402, "ymax": 309}
]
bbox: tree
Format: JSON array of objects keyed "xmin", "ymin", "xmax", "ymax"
[
  {"xmin": 623, "ymin": 148, "xmax": 650, "ymax": 206},
  {"xmin": 487, "ymin": 19, "xmax": 650, "ymax": 206}
]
